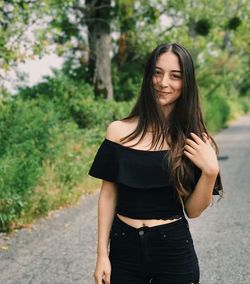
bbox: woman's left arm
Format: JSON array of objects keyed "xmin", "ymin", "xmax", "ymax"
[{"xmin": 183, "ymin": 132, "xmax": 219, "ymax": 218}]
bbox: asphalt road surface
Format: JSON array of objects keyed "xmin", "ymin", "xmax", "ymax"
[{"xmin": 0, "ymin": 115, "xmax": 250, "ymax": 284}]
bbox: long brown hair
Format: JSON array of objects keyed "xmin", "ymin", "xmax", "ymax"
[{"xmin": 119, "ymin": 43, "xmax": 223, "ymax": 202}]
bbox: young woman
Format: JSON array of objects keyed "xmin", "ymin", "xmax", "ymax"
[{"xmin": 88, "ymin": 43, "xmax": 223, "ymax": 284}]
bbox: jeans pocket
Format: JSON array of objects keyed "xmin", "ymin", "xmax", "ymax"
[
  {"xmin": 158, "ymin": 224, "xmax": 192, "ymax": 249},
  {"xmin": 109, "ymin": 222, "xmax": 131, "ymax": 244},
  {"xmin": 109, "ymin": 229, "xmax": 133, "ymax": 253}
]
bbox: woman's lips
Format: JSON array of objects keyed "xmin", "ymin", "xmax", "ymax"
[{"xmin": 157, "ymin": 91, "xmax": 171, "ymax": 96}]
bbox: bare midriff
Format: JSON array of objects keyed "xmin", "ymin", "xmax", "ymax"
[{"xmin": 116, "ymin": 213, "xmax": 183, "ymax": 228}]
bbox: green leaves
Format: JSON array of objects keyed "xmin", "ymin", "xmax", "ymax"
[
  {"xmin": 0, "ymin": 0, "xmax": 48, "ymax": 75},
  {"xmin": 227, "ymin": 16, "xmax": 241, "ymax": 30},
  {"xmin": 195, "ymin": 19, "xmax": 211, "ymax": 36}
]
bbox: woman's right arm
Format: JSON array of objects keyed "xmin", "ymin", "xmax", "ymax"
[
  {"xmin": 94, "ymin": 180, "xmax": 117, "ymax": 284},
  {"xmin": 93, "ymin": 121, "xmax": 120, "ymax": 284}
]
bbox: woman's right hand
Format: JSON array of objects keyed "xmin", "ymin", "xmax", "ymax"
[{"xmin": 93, "ymin": 254, "xmax": 111, "ymax": 284}]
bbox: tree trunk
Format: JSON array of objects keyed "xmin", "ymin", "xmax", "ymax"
[{"xmin": 86, "ymin": 0, "xmax": 113, "ymax": 99}]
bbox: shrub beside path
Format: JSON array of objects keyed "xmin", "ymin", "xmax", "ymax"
[{"xmin": 0, "ymin": 115, "xmax": 250, "ymax": 284}]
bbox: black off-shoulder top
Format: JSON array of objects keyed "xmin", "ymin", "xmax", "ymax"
[{"xmin": 88, "ymin": 138, "xmax": 221, "ymax": 220}]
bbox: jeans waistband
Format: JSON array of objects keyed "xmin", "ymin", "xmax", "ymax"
[{"xmin": 113, "ymin": 214, "xmax": 189, "ymax": 235}]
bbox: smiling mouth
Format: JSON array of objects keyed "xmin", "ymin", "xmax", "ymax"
[{"xmin": 157, "ymin": 91, "xmax": 171, "ymax": 96}]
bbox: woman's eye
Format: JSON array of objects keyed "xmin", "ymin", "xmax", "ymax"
[
  {"xmin": 172, "ymin": 74, "xmax": 181, "ymax": 79},
  {"xmin": 154, "ymin": 70, "xmax": 162, "ymax": 75}
]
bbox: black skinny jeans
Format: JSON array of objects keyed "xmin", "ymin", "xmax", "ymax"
[{"xmin": 109, "ymin": 215, "xmax": 200, "ymax": 284}]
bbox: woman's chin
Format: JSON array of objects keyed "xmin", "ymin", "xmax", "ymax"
[{"xmin": 157, "ymin": 96, "xmax": 170, "ymax": 105}]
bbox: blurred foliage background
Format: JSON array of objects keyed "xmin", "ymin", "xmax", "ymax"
[{"xmin": 0, "ymin": 0, "xmax": 249, "ymax": 232}]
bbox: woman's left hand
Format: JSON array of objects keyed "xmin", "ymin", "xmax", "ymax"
[{"xmin": 184, "ymin": 132, "xmax": 219, "ymax": 175}]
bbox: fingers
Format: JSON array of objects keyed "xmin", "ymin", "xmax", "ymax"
[
  {"xmin": 202, "ymin": 132, "xmax": 208, "ymax": 139},
  {"xmin": 93, "ymin": 271, "xmax": 111, "ymax": 284},
  {"xmin": 190, "ymin": 132, "xmax": 203, "ymax": 144},
  {"xmin": 186, "ymin": 138, "xmax": 198, "ymax": 149},
  {"xmin": 93, "ymin": 272, "xmax": 102, "ymax": 284},
  {"xmin": 186, "ymin": 132, "xmax": 210, "ymax": 148},
  {"xmin": 202, "ymin": 132, "xmax": 211, "ymax": 145},
  {"xmin": 105, "ymin": 272, "xmax": 111, "ymax": 284},
  {"xmin": 184, "ymin": 132, "xmax": 206, "ymax": 159},
  {"xmin": 183, "ymin": 150, "xmax": 194, "ymax": 161},
  {"xmin": 184, "ymin": 144, "xmax": 196, "ymax": 155}
]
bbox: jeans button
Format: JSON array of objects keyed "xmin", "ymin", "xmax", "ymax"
[{"xmin": 139, "ymin": 230, "xmax": 144, "ymax": 236}]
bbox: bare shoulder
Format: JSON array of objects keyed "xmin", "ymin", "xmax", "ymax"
[
  {"xmin": 105, "ymin": 120, "xmax": 123, "ymax": 142},
  {"xmin": 105, "ymin": 117, "xmax": 138, "ymax": 142}
]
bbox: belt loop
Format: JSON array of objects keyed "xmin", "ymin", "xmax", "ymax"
[{"xmin": 184, "ymin": 218, "xmax": 189, "ymax": 229}]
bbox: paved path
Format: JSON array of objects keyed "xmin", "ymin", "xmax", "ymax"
[{"xmin": 0, "ymin": 115, "xmax": 250, "ymax": 284}]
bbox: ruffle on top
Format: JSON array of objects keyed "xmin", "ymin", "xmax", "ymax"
[
  {"xmin": 88, "ymin": 138, "xmax": 222, "ymax": 195},
  {"xmin": 88, "ymin": 138, "xmax": 170, "ymax": 188}
]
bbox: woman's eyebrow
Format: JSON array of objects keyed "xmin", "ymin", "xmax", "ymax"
[{"xmin": 155, "ymin": 66, "xmax": 182, "ymax": 73}]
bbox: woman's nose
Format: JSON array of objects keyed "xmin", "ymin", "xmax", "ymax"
[{"xmin": 159, "ymin": 74, "xmax": 169, "ymax": 87}]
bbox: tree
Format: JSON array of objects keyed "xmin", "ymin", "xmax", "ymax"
[
  {"xmin": 85, "ymin": 0, "xmax": 113, "ymax": 99},
  {"xmin": 0, "ymin": 0, "xmax": 48, "ymax": 90}
]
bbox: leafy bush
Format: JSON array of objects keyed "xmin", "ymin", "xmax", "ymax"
[
  {"xmin": 0, "ymin": 99, "xmax": 59, "ymax": 231},
  {"xmin": 18, "ymin": 71, "xmax": 94, "ymax": 122},
  {"xmin": 239, "ymin": 96, "xmax": 250, "ymax": 113},
  {"xmin": 0, "ymin": 97, "xmax": 96, "ymax": 231},
  {"xmin": 70, "ymin": 96, "xmax": 135, "ymax": 129},
  {"xmin": 0, "ymin": 83, "xmax": 134, "ymax": 231},
  {"xmin": 227, "ymin": 96, "xmax": 250, "ymax": 121},
  {"xmin": 201, "ymin": 88, "xmax": 230, "ymax": 133},
  {"xmin": 18, "ymin": 71, "xmax": 134, "ymax": 131},
  {"xmin": 112, "ymin": 60, "xmax": 142, "ymax": 101}
]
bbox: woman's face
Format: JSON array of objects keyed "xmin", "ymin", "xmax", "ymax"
[{"xmin": 152, "ymin": 51, "xmax": 183, "ymax": 113}]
